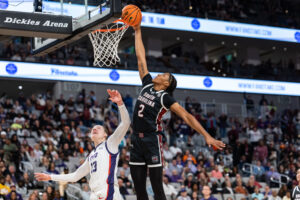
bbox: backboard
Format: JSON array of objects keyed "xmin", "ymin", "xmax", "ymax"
[{"xmin": 0, "ymin": 0, "xmax": 122, "ymax": 55}]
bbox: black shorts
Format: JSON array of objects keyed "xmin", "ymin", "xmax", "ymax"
[{"xmin": 129, "ymin": 132, "xmax": 164, "ymax": 168}]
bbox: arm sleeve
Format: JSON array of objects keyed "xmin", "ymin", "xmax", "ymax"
[
  {"xmin": 142, "ymin": 73, "xmax": 153, "ymax": 87},
  {"xmin": 162, "ymin": 93, "xmax": 176, "ymax": 109},
  {"xmin": 106, "ymin": 105, "xmax": 131, "ymax": 154},
  {"xmin": 50, "ymin": 159, "xmax": 89, "ymax": 182}
]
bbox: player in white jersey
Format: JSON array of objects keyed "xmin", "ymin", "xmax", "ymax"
[{"xmin": 34, "ymin": 89, "xmax": 131, "ymax": 200}]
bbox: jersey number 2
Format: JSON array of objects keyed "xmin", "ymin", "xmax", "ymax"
[{"xmin": 138, "ymin": 104, "xmax": 145, "ymax": 117}]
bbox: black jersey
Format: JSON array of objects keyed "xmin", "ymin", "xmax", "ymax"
[
  {"xmin": 132, "ymin": 74, "xmax": 176, "ymax": 133},
  {"xmin": 292, "ymin": 185, "xmax": 300, "ymax": 200}
]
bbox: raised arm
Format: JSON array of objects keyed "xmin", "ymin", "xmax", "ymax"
[
  {"xmin": 106, "ymin": 89, "xmax": 131, "ymax": 154},
  {"xmin": 134, "ymin": 26, "xmax": 149, "ymax": 80},
  {"xmin": 34, "ymin": 159, "xmax": 90, "ymax": 183},
  {"xmin": 170, "ymin": 103, "xmax": 225, "ymax": 150}
]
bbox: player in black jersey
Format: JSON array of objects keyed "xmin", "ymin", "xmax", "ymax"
[
  {"xmin": 129, "ymin": 25, "xmax": 226, "ymax": 200},
  {"xmin": 292, "ymin": 169, "xmax": 300, "ymax": 200}
]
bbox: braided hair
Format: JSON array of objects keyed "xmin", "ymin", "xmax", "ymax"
[{"xmin": 166, "ymin": 73, "xmax": 177, "ymax": 96}]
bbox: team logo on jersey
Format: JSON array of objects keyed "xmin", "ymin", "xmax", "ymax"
[
  {"xmin": 152, "ymin": 155, "xmax": 159, "ymax": 163},
  {"xmin": 6, "ymin": 63, "xmax": 17, "ymax": 75},
  {"xmin": 0, "ymin": 0, "xmax": 9, "ymax": 10}
]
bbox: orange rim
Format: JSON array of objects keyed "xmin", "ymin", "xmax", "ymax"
[{"xmin": 92, "ymin": 19, "xmax": 129, "ymax": 33}]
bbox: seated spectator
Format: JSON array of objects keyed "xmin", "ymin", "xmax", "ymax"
[
  {"xmin": 163, "ymin": 176, "xmax": 177, "ymax": 198},
  {"xmin": 118, "ymin": 162, "xmax": 130, "ymax": 177},
  {"xmin": 118, "ymin": 178, "xmax": 128, "ymax": 199},
  {"xmin": 251, "ymin": 186, "xmax": 264, "ymax": 200},
  {"xmin": 263, "ymin": 185, "xmax": 272, "ymax": 199},
  {"xmin": 163, "ymin": 144, "xmax": 173, "ymax": 162},
  {"xmin": 186, "ymin": 160, "xmax": 197, "ymax": 174},
  {"xmin": 118, "ymin": 169, "xmax": 132, "ymax": 188},
  {"xmin": 246, "ymin": 175, "xmax": 262, "ymax": 194},
  {"xmin": 247, "ymin": 126, "xmax": 262, "ymax": 146},
  {"xmin": 234, "ymin": 179, "xmax": 248, "ymax": 195},
  {"xmin": 265, "ymin": 166, "xmax": 280, "ymax": 187},
  {"xmin": 3, "ymin": 139, "xmax": 18, "ymax": 164},
  {"xmin": 204, "ymin": 157, "xmax": 215, "ymax": 172},
  {"xmin": 53, "ymin": 190, "xmax": 63, "ymax": 200},
  {"xmin": 81, "ymin": 184, "xmax": 90, "ymax": 200},
  {"xmin": 232, "ymin": 174, "xmax": 245, "ymax": 188},
  {"xmin": 184, "ymin": 173, "xmax": 197, "ymax": 190},
  {"xmin": 45, "ymin": 186, "xmax": 54, "ymax": 200},
  {"xmin": 282, "ymin": 192, "xmax": 291, "ymax": 200},
  {"xmin": 253, "ymin": 161, "xmax": 266, "ymax": 179},
  {"xmin": 16, "ymin": 180, "xmax": 27, "ymax": 197},
  {"xmin": 191, "ymin": 132, "xmax": 206, "ymax": 150},
  {"xmin": 5, "ymin": 175, "xmax": 14, "ymax": 187},
  {"xmin": 21, "ymin": 172, "xmax": 35, "ymax": 190},
  {"xmin": 210, "ymin": 165, "xmax": 223, "ymax": 181},
  {"xmin": 5, "ymin": 185, "xmax": 22, "ymax": 200},
  {"xmin": 170, "ymin": 170, "xmax": 183, "ymax": 183},
  {"xmin": 200, "ymin": 185, "xmax": 217, "ymax": 200},
  {"xmin": 222, "ymin": 179, "xmax": 234, "ymax": 196},
  {"xmin": 268, "ymin": 190, "xmax": 281, "ymax": 200},
  {"xmin": 253, "ymin": 140, "xmax": 268, "ymax": 164},
  {"xmin": 198, "ymin": 172, "xmax": 209, "ymax": 186},
  {"xmin": 41, "ymin": 192, "xmax": 48, "ymax": 200},
  {"xmin": 47, "ymin": 162, "xmax": 59, "ymax": 175},
  {"xmin": 177, "ymin": 120, "xmax": 191, "ymax": 142},
  {"xmin": 278, "ymin": 185, "xmax": 288, "ymax": 198},
  {"xmin": 177, "ymin": 188, "xmax": 191, "ymax": 200},
  {"xmin": 168, "ymin": 158, "xmax": 183, "ymax": 175},
  {"xmin": 182, "ymin": 150, "xmax": 196, "ymax": 165},
  {"xmin": 33, "ymin": 144, "xmax": 43, "ymax": 159},
  {"xmin": 0, "ymin": 176, "xmax": 10, "ymax": 196},
  {"xmin": 6, "ymin": 190, "xmax": 19, "ymax": 200},
  {"xmin": 28, "ymin": 192, "xmax": 38, "ymax": 200},
  {"xmin": 227, "ymin": 125, "xmax": 239, "ymax": 146},
  {"xmin": 191, "ymin": 191, "xmax": 199, "ymax": 200},
  {"xmin": 7, "ymin": 166, "xmax": 19, "ymax": 184}
]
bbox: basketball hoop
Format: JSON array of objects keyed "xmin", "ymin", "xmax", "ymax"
[{"xmin": 89, "ymin": 19, "xmax": 129, "ymax": 67}]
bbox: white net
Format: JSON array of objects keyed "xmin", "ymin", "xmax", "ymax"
[{"xmin": 88, "ymin": 22, "xmax": 129, "ymax": 67}]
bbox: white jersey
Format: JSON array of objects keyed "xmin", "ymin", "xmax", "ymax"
[{"xmin": 50, "ymin": 105, "xmax": 130, "ymax": 200}]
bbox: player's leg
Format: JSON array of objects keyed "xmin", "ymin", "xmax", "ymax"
[
  {"xmin": 130, "ymin": 165, "xmax": 149, "ymax": 200},
  {"xmin": 149, "ymin": 166, "xmax": 166, "ymax": 200},
  {"xmin": 145, "ymin": 134, "xmax": 166, "ymax": 200},
  {"xmin": 129, "ymin": 133, "xmax": 149, "ymax": 200}
]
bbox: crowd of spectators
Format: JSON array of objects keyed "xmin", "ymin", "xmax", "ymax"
[
  {"xmin": 0, "ymin": 87, "xmax": 299, "ymax": 200},
  {"xmin": 0, "ymin": 40, "xmax": 299, "ymax": 83},
  {"xmin": 55, "ymin": 0, "xmax": 300, "ymax": 29},
  {"xmin": 123, "ymin": 0, "xmax": 300, "ymax": 29}
]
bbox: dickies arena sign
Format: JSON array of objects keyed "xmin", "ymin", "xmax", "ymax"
[{"xmin": 0, "ymin": 10, "xmax": 72, "ymax": 38}]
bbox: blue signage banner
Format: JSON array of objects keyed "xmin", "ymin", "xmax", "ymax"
[
  {"xmin": 1, "ymin": 1, "xmax": 300, "ymax": 43},
  {"xmin": 141, "ymin": 12, "xmax": 300, "ymax": 43},
  {"xmin": 0, "ymin": 61, "xmax": 300, "ymax": 96}
]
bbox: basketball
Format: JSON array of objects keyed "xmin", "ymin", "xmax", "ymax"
[{"xmin": 121, "ymin": 5, "xmax": 142, "ymax": 27}]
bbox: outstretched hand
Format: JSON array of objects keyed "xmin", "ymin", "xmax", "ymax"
[
  {"xmin": 107, "ymin": 89, "xmax": 123, "ymax": 106},
  {"xmin": 205, "ymin": 136, "xmax": 226, "ymax": 150},
  {"xmin": 34, "ymin": 173, "xmax": 51, "ymax": 181}
]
